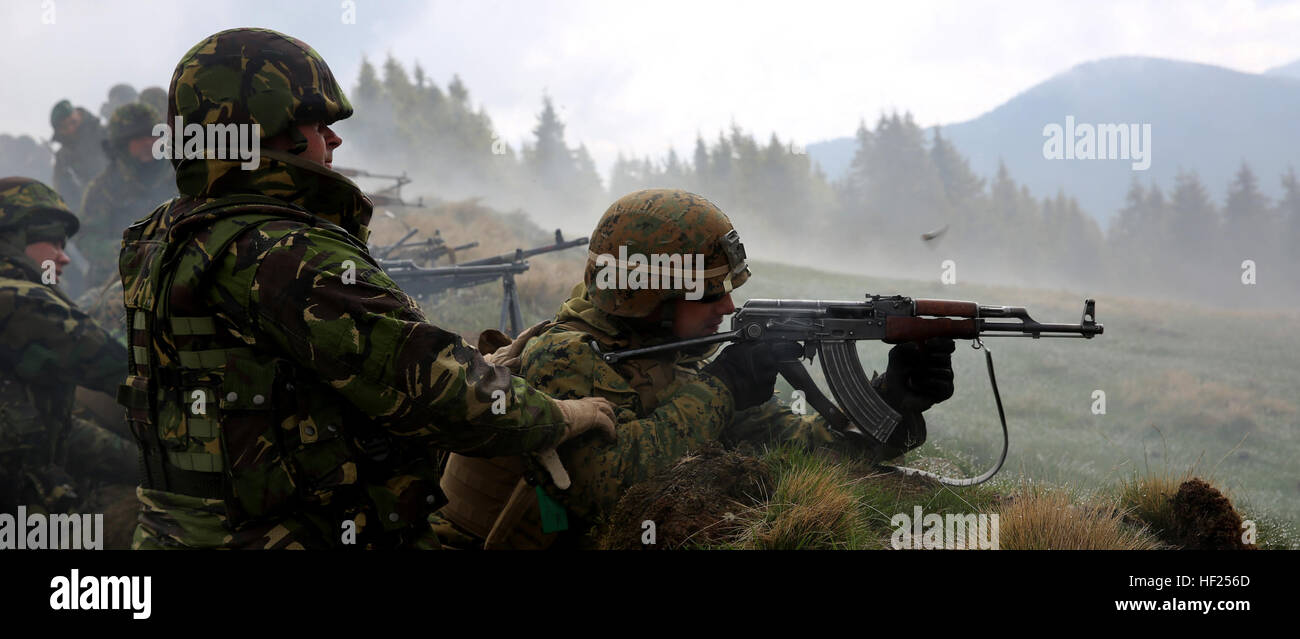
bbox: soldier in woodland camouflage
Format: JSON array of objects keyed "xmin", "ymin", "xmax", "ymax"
[
  {"xmin": 80, "ymin": 103, "xmax": 177, "ymax": 278},
  {"xmin": 438, "ymin": 189, "xmax": 956, "ymax": 548},
  {"xmin": 0, "ymin": 177, "xmax": 136, "ymax": 515},
  {"xmin": 119, "ymin": 27, "xmax": 614, "ymax": 549},
  {"xmin": 138, "ymin": 87, "xmax": 169, "ymax": 121},
  {"xmin": 100, "ymin": 83, "xmax": 139, "ymax": 121},
  {"xmin": 49, "ymin": 100, "xmax": 108, "ymax": 211}
]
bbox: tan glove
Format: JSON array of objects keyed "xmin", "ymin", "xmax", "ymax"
[{"xmin": 553, "ymin": 396, "xmax": 617, "ymax": 445}]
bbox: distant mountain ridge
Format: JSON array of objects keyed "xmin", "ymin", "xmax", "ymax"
[
  {"xmin": 1266, "ymin": 58, "xmax": 1300, "ymax": 78},
  {"xmin": 808, "ymin": 56, "xmax": 1300, "ymax": 226}
]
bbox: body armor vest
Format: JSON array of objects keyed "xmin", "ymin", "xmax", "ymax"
[{"xmin": 118, "ymin": 194, "xmax": 445, "ymax": 545}]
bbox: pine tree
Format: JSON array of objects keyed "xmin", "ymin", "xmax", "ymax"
[
  {"xmin": 930, "ymin": 127, "xmax": 984, "ymax": 209},
  {"xmin": 1278, "ymin": 167, "xmax": 1300, "ymax": 295},
  {"xmin": 692, "ymin": 135, "xmax": 709, "ymax": 192},
  {"xmin": 1166, "ymin": 169, "xmax": 1219, "ymax": 294},
  {"xmin": 354, "ymin": 58, "xmax": 382, "ymax": 105},
  {"xmin": 1223, "ymin": 162, "xmax": 1273, "ymax": 266},
  {"xmin": 526, "ymin": 95, "xmax": 573, "ymax": 186}
]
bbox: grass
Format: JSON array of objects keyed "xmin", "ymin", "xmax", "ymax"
[
  {"xmin": 705, "ymin": 446, "xmax": 1287, "ymax": 550},
  {"xmin": 730, "ymin": 450, "xmax": 872, "ymax": 550},
  {"xmin": 997, "ymin": 482, "xmax": 1162, "ymax": 550},
  {"xmin": 1117, "ymin": 471, "xmax": 1188, "ymax": 543}
]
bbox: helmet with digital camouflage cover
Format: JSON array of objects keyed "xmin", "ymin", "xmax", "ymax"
[
  {"xmin": 585, "ymin": 189, "xmax": 750, "ymax": 318},
  {"xmin": 167, "ymin": 27, "xmax": 353, "ymax": 162}
]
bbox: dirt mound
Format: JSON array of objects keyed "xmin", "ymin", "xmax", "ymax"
[
  {"xmin": 597, "ymin": 442, "xmax": 771, "ymax": 550},
  {"xmin": 1169, "ymin": 478, "xmax": 1254, "ymax": 550},
  {"xmin": 86, "ymin": 483, "xmax": 138, "ymax": 550}
]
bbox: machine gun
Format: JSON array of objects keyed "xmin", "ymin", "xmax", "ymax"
[
  {"xmin": 379, "ymin": 230, "xmax": 589, "ymax": 336},
  {"xmin": 455, "ymin": 229, "xmax": 589, "ymax": 267},
  {"xmin": 372, "ymin": 228, "xmax": 479, "ymax": 264},
  {"xmin": 334, "ymin": 166, "xmax": 424, "ymax": 208},
  {"xmin": 594, "ymin": 294, "xmax": 1103, "ymax": 486}
]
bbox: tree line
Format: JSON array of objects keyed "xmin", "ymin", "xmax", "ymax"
[{"xmin": 307, "ymin": 57, "xmax": 1300, "ymax": 305}]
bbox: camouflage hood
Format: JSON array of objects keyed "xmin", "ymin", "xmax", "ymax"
[
  {"xmin": 173, "ymin": 149, "xmax": 373, "ymax": 241},
  {"xmin": 556, "ymin": 282, "xmax": 628, "ymax": 342}
]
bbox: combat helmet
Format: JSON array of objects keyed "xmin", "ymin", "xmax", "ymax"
[
  {"xmin": 0, "ymin": 177, "xmax": 80, "ymax": 244},
  {"xmin": 137, "ymin": 86, "xmax": 168, "ymax": 118},
  {"xmin": 167, "ymin": 27, "xmax": 353, "ymax": 162},
  {"xmin": 49, "ymin": 100, "xmax": 74, "ymax": 129},
  {"xmin": 105, "ymin": 102, "xmax": 161, "ymax": 147},
  {"xmin": 101, "ymin": 83, "xmax": 139, "ymax": 120},
  {"xmin": 584, "ymin": 189, "xmax": 750, "ymax": 318}
]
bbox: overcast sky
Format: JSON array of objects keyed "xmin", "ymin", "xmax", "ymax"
[{"xmin": 4, "ymin": 0, "xmax": 1300, "ymax": 178}]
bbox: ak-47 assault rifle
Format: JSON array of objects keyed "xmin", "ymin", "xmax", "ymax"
[
  {"xmin": 594, "ymin": 294, "xmax": 1104, "ymax": 485},
  {"xmin": 379, "ymin": 229, "xmax": 589, "ymax": 336}
]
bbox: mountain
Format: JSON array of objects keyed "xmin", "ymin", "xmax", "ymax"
[
  {"xmin": 809, "ymin": 56, "xmax": 1300, "ymax": 226},
  {"xmin": 1266, "ymin": 58, "xmax": 1300, "ymax": 78}
]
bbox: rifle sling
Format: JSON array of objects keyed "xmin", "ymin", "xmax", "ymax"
[{"xmin": 877, "ymin": 338, "xmax": 1009, "ymax": 487}]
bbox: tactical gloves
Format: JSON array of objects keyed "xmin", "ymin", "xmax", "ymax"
[
  {"xmin": 702, "ymin": 340, "xmax": 782, "ymax": 411},
  {"xmin": 554, "ymin": 396, "xmax": 618, "ymax": 444},
  {"xmin": 875, "ymin": 337, "xmax": 956, "ymax": 413}
]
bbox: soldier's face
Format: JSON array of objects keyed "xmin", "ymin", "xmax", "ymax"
[
  {"xmin": 25, "ymin": 241, "xmax": 70, "ymax": 277},
  {"xmin": 671, "ymin": 294, "xmax": 736, "ymax": 338},
  {"xmin": 127, "ymin": 137, "xmax": 157, "ymax": 163},
  {"xmin": 55, "ymin": 111, "xmax": 82, "ymax": 137},
  {"xmin": 266, "ymin": 122, "xmax": 343, "ymax": 169},
  {"xmin": 297, "ymin": 122, "xmax": 342, "ymax": 170}
]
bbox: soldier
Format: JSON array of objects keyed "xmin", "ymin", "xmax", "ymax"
[
  {"xmin": 118, "ymin": 27, "xmax": 616, "ymax": 550},
  {"xmin": 137, "ymin": 87, "xmax": 168, "ymax": 120},
  {"xmin": 48, "ymin": 100, "xmax": 108, "ymax": 212},
  {"xmin": 437, "ymin": 189, "xmax": 956, "ymax": 548},
  {"xmin": 79, "ymin": 102, "xmax": 176, "ymax": 277},
  {"xmin": 99, "ymin": 83, "xmax": 139, "ymax": 121},
  {"xmin": 0, "ymin": 177, "xmax": 136, "ymax": 516}
]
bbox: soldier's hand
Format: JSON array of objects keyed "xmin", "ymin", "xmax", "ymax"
[
  {"xmin": 702, "ymin": 340, "xmax": 786, "ymax": 411},
  {"xmin": 878, "ymin": 337, "xmax": 955, "ymax": 412},
  {"xmin": 554, "ymin": 396, "xmax": 617, "ymax": 444}
]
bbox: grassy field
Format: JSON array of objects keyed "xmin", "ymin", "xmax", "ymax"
[
  {"xmin": 732, "ymin": 261, "xmax": 1299, "ymax": 540},
  {"xmin": 378, "ymin": 204, "xmax": 1298, "ymax": 547}
]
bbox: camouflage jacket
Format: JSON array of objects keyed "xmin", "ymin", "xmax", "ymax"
[
  {"xmin": 0, "ymin": 252, "xmax": 132, "ymax": 512},
  {"xmin": 125, "ymin": 151, "xmax": 571, "ymax": 549},
  {"xmin": 518, "ymin": 283, "xmax": 854, "ymax": 526},
  {"xmin": 51, "ymin": 109, "xmax": 108, "ymax": 211}
]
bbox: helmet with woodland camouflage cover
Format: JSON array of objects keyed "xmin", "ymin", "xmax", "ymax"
[
  {"xmin": 106, "ymin": 102, "xmax": 160, "ymax": 146},
  {"xmin": 0, "ymin": 177, "xmax": 80, "ymax": 245},
  {"xmin": 167, "ymin": 27, "xmax": 353, "ymax": 162},
  {"xmin": 585, "ymin": 189, "xmax": 750, "ymax": 318},
  {"xmin": 137, "ymin": 86, "xmax": 168, "ymax": 119}
]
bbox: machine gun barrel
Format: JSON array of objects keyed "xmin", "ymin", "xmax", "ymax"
[{"xmin": 459, "ymin": 230, "xmax": 589, "ymax": 267}]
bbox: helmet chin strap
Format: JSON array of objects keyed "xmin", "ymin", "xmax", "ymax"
[{"xmin": 660, "ymin": 300, "xmax": 677, "ymax": 330}]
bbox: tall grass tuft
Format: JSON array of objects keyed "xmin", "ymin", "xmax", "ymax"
[{"xmin": 997, "ymin": 483, "xmax": 1161, "ymax": 550}]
